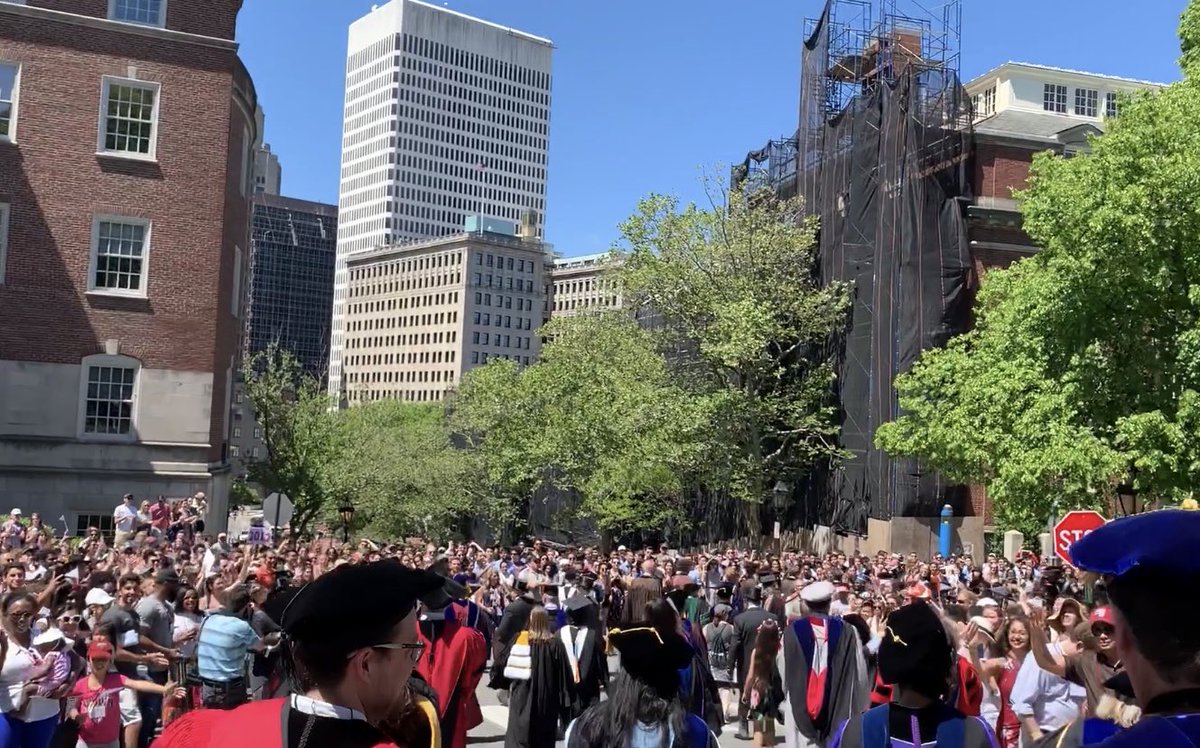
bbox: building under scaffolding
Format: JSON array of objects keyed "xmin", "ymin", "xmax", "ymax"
[{"xmin": 737, "ymin": 0, "xmax": 973, "ymax": 536}]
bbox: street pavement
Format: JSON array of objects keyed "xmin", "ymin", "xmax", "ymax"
[{"xmin": 466, "ymin": 657, "xmax": 783, "ymax": 747}]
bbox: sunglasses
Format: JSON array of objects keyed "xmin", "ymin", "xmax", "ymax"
[{"xmin": 58, "ymin": 615, "xmax": 82, "ymax": 624}]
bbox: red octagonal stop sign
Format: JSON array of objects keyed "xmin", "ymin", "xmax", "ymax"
[{"xmin": 1053, "ymin": 510, "xmax": 1108, "ymax": 564}]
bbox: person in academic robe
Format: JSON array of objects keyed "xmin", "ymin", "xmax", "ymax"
[
  {"xmin": 154, "ymin": 560, "xmax": 445, "ymax": 748},
  {"xmin": 490, "ymin": 571, "xmax": 542, "ymax": 691},
  {"xmin": 779, "ymin": 580, "xmax": 870, "ymax": 748},
  {"xmin": 828, "ymin": 600, "xmax": 999, "ymax": 748},
  {"xmin": 564, "ymin": 624, "xmax": 718, "ymax": 748},
  {"xmin": 448, "ymin": 573, "xmax": 495, "ymax": 652},
  {"xmin": 649, "ymin": 598, "xmax": 724, "ymax": 735},
  {"xmin": 1045, "ymin": 509, "xmax": 1200, "ymax": 748},
  {"xmin": 561, "ymin": 595, "xmax": 607, "ymax": 714},
  {"xmin": 416, "ymin": 582, "xmax": 487, "ymax": 748},
  {"xmin": 732, "ymin": 584, "xmax": 777, "ymax": 739},
  {"xmin": 502, "ymin": 606, "xmax": 574, "ymax": 748}
]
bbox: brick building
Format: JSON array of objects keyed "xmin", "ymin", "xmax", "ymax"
[
  {"xmin": 0, "ymin": 0, "xmax": 259, "ymax": 533},
  {"xmin": 962, "ymin": 62, "xmax": 1164, "ymax": 526}
]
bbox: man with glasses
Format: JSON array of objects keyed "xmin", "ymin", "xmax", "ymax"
[{"xmin": 159, "ymin": 560, "xmax": 445, "ymax": 748}]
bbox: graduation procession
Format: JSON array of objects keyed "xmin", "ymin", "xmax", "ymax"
[{"xmin": 0, "ymin": 504, "xmax": 1127, "ymax": 746}]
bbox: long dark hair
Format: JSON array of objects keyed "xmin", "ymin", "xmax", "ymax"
[
  {"xmin": 748, "ymin": 619, "xmax": 781, "ymax": 693},
  {"xmin": 567, "ymin": 671, "xmax": 688, "ymax": 748}
]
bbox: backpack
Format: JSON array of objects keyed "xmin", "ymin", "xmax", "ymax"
[{"xmin": 707, "ymin": 622, "xmax": 732, "ymax": 675}]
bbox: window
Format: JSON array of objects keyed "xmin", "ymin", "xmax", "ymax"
[
  {"xmin": 230, "ymin": 445, "xmax": 240, "ymax": 457},
  {"xmin": 1075, "ymin": 88, "xmax": 1098, "ymax": 117},
  {"xmin": 98, "ymin": 77, "xmax": 160, "ymax": 158},
  {"xmin": 89, "ymin": 216, "xmax": 150, "ymax": 296},
  {"xmin": 1106, "ymin": 92, "xmax": 1120, "ymax": 118},
  {"xmin": 250, "ymin": 446, "xmax": 260, "ymax": 458},
  {"xmin": 80, "ymin": 355, "xmax": 138, "ymax": 437},
  {"xmin": 76, "ymin": 514, "xmax": 115, "ymax": 540},
  {"xmin": 109, "ymin": 0, "xmax": 165, "ymax": 26},
  {"xmin": 1043, "ymin": 83, "xmax": 1067, "ymax": 114},
  {"xmin": 0, "ymin": 63, "xmax": 18, "ymax": 142},
  {"xmin": 0, "ymin": 202, "xmax": 8, "ymax": 285},
  {"xmin": 233, "ymin": 427, "xmax": 242, "ymax": 438}
]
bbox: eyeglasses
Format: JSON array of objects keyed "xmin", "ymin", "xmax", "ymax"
[
  {"xmin": 58, "ymin": 615, "xmax": 82, "ymax": 624},
  {"xmin": 350, "ymin": 640, "xmax": 426, "ymax": 663}
]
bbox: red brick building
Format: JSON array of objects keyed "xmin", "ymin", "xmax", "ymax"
[
  {"xmin": 0, "ymin": 0, "xmax": 258, "ymax": 532},
  {"xmin": 962, "ymin": 62, "xmax": 1164, "ymax": 527}
]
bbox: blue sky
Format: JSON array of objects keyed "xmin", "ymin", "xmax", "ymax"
[{"xmin": 236, "ymin": 0, "xmax": 1188, "ymax": 256}]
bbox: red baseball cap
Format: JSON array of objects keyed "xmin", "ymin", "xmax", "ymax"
[
  {"xmin": 905, "ymin": 582, "xmax": 932, "ymax": 601},
  {"xmin": 87, "ymin": 640, "xmax": 114, "ymax": 660},
  {"xmin": 1090, "ymin": 607, "xmax": 1114, "ymax": 626},
  {"xmin": 254, "ymin": 566, "xmax": 276, "ymax": 588}
]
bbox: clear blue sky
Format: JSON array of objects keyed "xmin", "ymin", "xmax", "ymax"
[{"xmin": 236, "ymin": 0, "xmax": 1188, "ymax": 256}]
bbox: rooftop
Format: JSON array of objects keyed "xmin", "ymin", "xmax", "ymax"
[
  {"xmin": 346, "ymin": 230, "xmax": 548, "ymax": 264},
  {"xmin": 965, "ymin": 61, "xmax": 1170, "ymax": 90},
  {"xmin": 974, "ymin": 109, "xmax": 1103, "ymax": 144},
  {"xmin": 407, "ymin": 0, "xmax": 554, "ymax": 47}
]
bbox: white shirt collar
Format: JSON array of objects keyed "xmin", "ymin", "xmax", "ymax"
[{"xmin": 290, "ymin": 694, "xmax": 367, "ymax": 722}]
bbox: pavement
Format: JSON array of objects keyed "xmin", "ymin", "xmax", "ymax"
[{"xmin": 466, "ymin": 656, "xmax": 783, "ymax": 747}]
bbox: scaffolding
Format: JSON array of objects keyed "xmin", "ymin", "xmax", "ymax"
[{"xmin": 745, "ymin": 0, "xmax": 974, "ymax": 535}]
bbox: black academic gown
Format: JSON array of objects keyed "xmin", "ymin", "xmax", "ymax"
[
  {"xmin": 560, "ymin": 623, "xmax": 607, "ymax": 713},
  {"xmin": 781, "ymin": 614, "xmax": 869, "ymax": 748},
  {"xmin": 505, "ymin": 638, "xmax": 574, "ymax": 748},
  {"xmin": 490, "ymin": 594, "xmax": 537, "ymax": 688}
]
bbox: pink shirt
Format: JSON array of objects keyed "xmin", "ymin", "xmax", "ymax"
[{"xmin": 71, "ymin": 672, "xmax": 128, "ymax": 745}]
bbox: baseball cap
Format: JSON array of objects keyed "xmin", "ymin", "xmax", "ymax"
[
  {"xmin": 85, "ymin": 588, "xmax": 114, "ymax": 607},
  {"xmin": 87, "ymin": 640, "xmax": 114, "ymax": 660},
  {"xmin": 8, "ymin": 508, "xmax": 19, "ymax": 516},
  {"xmin": 1090, "ymin": 606, "xmax": 1114, "ymax": 626}
]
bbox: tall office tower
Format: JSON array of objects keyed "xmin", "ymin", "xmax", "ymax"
[{"xmin": 329, "ymin": 0, "xmax": 553, "ymax": 397}]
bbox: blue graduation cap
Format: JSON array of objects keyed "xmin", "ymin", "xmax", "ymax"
[{"xmin": 1069, "ymin": 509, "xmax": 1200, "ymax": 577}]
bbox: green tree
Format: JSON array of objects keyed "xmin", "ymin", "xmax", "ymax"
[
  {"xmin": 876, "ymin": 4, "xmax": 1200, "ymax": 536},
  {"xmin": 615, "ymin": 183, "xmax": 851, "ymax": 533},
  {"xmin": 328, "ymin": 401, "xmax": 476, "ymax": 540},
  {"xmin": 452, "ymin": 312, "xmax": 713, "ymax": 538},
  {"xmin": 241, "ymin": 347, "xmax": 339, "ymax": 537}
]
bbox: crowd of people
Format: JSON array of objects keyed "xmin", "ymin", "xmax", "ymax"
[{"xmin": 0, "ymin": 493, "xmax": 1193, "ymax": 748}]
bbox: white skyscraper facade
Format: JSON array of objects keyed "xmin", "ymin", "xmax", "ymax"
[{"xmin": 330, "ymin": 0, "xmax": 552, "ymax": 395}]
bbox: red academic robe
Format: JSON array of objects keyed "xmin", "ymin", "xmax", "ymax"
[
  {"xmin": 416, "ymin": 618, "xmax": 487, "ymax": 748},
  {"xmin": 152, "ymin": 698, "xmax": 397, "ymax": 748}
]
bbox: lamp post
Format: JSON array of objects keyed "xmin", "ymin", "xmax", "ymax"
[
  {"xmin": 771, "ymin": 481, "xmax": 791, "ymax": 548},
  {"xmin": 338, "ymin": 503, "xmax": 355, "ymax": 544},
  {"xmin": 1116, "ymin": 484, "xmax": 1135, "ymax": 517}
]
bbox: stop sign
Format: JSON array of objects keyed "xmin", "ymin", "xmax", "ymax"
[{"xmin": 1053, "ymin": 510, "xmax": 1108, "ymax": 563}]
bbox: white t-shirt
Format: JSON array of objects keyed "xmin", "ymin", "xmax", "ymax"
[
  {"xmin": 113, "ymin": 504, "xmax": 137, "ymax": 533},
  {"xmin": 0, "ymin": 641, "xmax": 61, "ymax": 722},
  {"xmin": 173, "ymin": 611, "xmax": 203, "ymax": 659}
]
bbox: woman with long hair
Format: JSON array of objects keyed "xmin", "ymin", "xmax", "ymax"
[
  {"xmin": 565, "ymin": 625, "xmax": 718, "ymax": 748},
  {"xmin": 974, "ymin": 615, "xmax": 1031, "ymax": 748},
  {"xmin": 504, "ymin": 606, "xmax": 572, "ymax": 748},
  {"xmin": 742, "ymin": 620, "xmax": 783, "ymax": 748}
]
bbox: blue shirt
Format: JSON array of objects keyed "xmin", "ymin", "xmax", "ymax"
[{"xmin": 197, "ymin": 613, "xmax": 259, "ymax": 681}]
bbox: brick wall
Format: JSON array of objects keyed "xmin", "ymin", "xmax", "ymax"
[
  {"xmin": 27, "ymin": 0, "xmax": 241, "ymax": 41},
  {"xmin": 974, "ymin": 143, "xmax": 1034, "ymax": 199},
  {"xmin": 0, "ymin": 7, "xmax": 254, "ymax": 463}
]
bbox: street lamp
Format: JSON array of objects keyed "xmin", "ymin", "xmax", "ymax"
[
  {"xmin": 1115, "ymin": 484, "xmax": 1136, "ymax": 517},
  {"xmin": 338, "ymin": 503, "xmax": 355, "ymax": 543},
  {"xmin": 771, "ymin": 481, "xmax": 792, "ymax": 510}
]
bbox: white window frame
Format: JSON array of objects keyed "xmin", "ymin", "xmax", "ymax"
[
  {"xmin": 0, "ymin": 202, "xmax": 9, "ymax": 285},
  {"xmin": 97, "ymin": 76, "xmax": 161, "ymax": 161},
  {"xmin": 0, "ymin": 61, "xmax": 20, "ymax": 144},
  {"xmin": 1075, "ymin": 88, "xmax": 1098, "ymax": 118},
  {"xmin": 87, "ymin": 214, "xmax": 152, "ymax": 299},
  {"xmin": 1105, "ymin": 92, "xmax": 1120, "ymax": 119},
  {"xmin": 78, "ymin": 353, "xmax": 141, "ymax": 441},
  {"xmin": 107, "ymin": 0, "xmax": 166, "ymax": 28},
  {"xmin": 1043, "ymin": 83, "xmax": 1067, "ymax": 114}
]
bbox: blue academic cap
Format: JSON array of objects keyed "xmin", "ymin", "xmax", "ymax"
[{"xmin": 1069, "ymin": 509, "xmax": 1200, "ymax": 577}]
